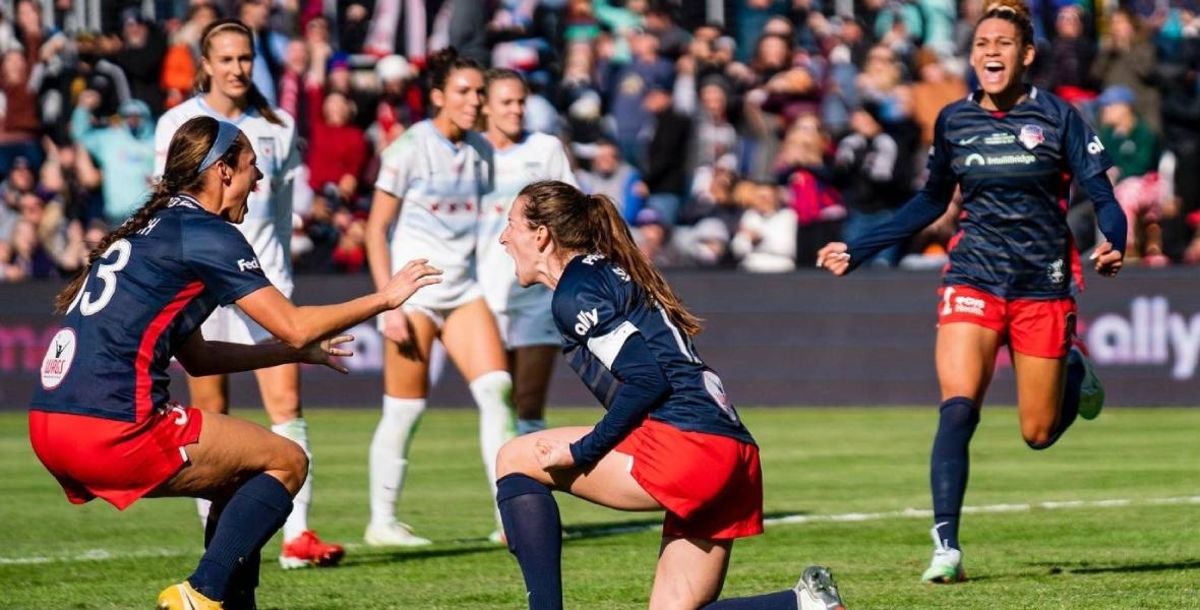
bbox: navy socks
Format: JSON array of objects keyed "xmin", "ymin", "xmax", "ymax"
[
  {"xmin": 189, "ymin": 473, "xmax": 293, "ymax": 601},
  {"xmin": 497, "ymin": 473, "xmax": 563, "ymax": 610},
  {"xmin": 702, "ymin": 590, "xmax": 798, "ymax": 609},
  {"xmin": 930, "ymin": 397, "xmax": 979, "ymax": 551}
]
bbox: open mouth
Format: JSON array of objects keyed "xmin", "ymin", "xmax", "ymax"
[{"xmin": 982, "ymin": 61, "xmax": 1005, "ymax": 85}]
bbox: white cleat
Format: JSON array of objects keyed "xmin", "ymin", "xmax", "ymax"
[
  {"xmin": 794, "ymin": 565, "xmax": 847, "ymax": 610},
  {"xmin": 921, "ymin": 524, "xmax": 966, "ymax": 583},
  {"xmin": 364, "ymin": 521, "xmax": 432, "ymax": 547}
]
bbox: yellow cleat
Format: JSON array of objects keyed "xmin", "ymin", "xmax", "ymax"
[{"xmin": 156, "ymin": 581, "xmax": 223, "ymax": 610}]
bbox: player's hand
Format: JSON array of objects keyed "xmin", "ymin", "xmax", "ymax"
[
  {"xmin": 534, "ymin": 438, "xmax": 575, "ymax": 471},
  {"xmin": 816, "ymin": 242, "xmax": 852, "ymax": 276},
  {"xmin": 380, "ymin": 308, "xmax": 424, "ymax": 361},
  {"xmin": 381, "ymin": 258, "xmax": 442, "ymax": 309},
  {"xmin": 1090, "ymin": 241, "xmax": 1124, "ymax": 277},
  {"xmin": 299, "ymin": 334, "xmax": 354, "ymax": 374}
]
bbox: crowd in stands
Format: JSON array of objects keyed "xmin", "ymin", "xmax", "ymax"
[{"xmin": 2, "ymin": 0, "xmax": 1199, "ymax": 282}]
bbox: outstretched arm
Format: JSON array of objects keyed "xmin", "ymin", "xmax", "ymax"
[{"xmin": 175, "ymin": 331, "xmax": 354, "ymax": 376}]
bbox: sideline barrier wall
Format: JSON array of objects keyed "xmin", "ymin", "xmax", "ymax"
[{"xmin": 3, "ymin": 270, "xmax": 1198, "ymax": 409}]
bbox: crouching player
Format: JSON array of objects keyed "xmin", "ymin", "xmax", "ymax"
[
  {"xmin": 494, "ymin": 180, "xmax": 848, "ymax": 610},
  {"xmin": 28, "ymin": 116, "xmax": 441, "ymax": 609}
]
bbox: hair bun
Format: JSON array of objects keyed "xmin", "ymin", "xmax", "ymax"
[{"xmin": 983, "ymin": 0, "xmax": 1031, "ymax": 20}]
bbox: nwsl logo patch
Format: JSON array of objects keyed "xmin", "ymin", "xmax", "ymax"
[{"xmin": 1019, "ymin": 125, "xmax": 1045, "ymax": 150}]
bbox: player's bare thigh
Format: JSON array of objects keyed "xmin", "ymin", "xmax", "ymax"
[
  {"xmin": 495, "ymin": 427, "xmax": 661, "ymax": 511},
  {"xmin": 148, "ymin": 411, "xmax": 308, "ymax": 500},
  {"xmin": 936, "ymin": 322, "xmax": 1003, "ymax": 404},
  {"xmin": 441, "ymin": 298, "xmax": 507, "ymax": 382},
  {"xmin": 1012, "ymin": 351, "xmax": 1068, "ymax": 445},
  {"xmin": 382, "ymin": 311, "xmax": 440, "ymax": 398},
  {"xmin": 648, "ymin": 536, "xmax": 732, "ymax": 610}
]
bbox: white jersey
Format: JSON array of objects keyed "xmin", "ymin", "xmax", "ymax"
[
  {"xmin": 477, "ymin": 132, "xmax": 576, "ymax": 315},
  {"xmin": 154, "ymin": 97, "xmax": 299, "ymax": 295},
  {"xmin": 375, "ymin": 120, "xmax": 494, "ymax": 308}
]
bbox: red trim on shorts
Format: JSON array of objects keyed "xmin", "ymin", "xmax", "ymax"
[{"xmin": 135, "ymin": 281, "xmax": 203, "ymax": 420}]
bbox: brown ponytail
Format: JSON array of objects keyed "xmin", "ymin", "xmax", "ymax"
[
  {"xmin": 55, "ymin": 117, "xmax": 248, "ymax": 313},
  {"xmin": 517, "ymin": 180, "xmax": 703, "ymax": 336},
  {"xmin": 196, "ymin": 19, "xmax": 285, "ymax": 126}
]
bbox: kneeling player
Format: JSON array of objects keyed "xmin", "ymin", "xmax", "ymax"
[{"xmin": 494, "ymin": 180, "xmax": 848, "ymax": 610}]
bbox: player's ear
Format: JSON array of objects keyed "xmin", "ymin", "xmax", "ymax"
[
  {"xmin": 430, "ymin": 87, "xmax": 446, "ymax": 111},
  {"xmin": 1021, "ymin": 43, "xmax": 1035, "ymax": 68},
  {"xmin": 534, "ymin": 225, "xmax": 551, "ymax": 252}
]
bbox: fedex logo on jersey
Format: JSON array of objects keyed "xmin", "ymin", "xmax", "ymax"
[
  {"xmin": 574, "ymin": 308, "xmax": 599, "ymax": 336},
  {"xmin": 238, "ymin": 258, "xmax": 262, "ymax": 272}
]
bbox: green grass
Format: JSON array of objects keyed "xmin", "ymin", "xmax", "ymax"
[{"xmin": 1, "ymin": 407, "xmax": 1198, "ymax": 609}]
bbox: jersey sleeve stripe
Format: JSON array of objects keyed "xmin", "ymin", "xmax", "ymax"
[
  {"xmin": 586, "ymin": 321, "xmax": 639, "ymax": 369},
  {"xmin": 135, "ymin": 280, "xmax": 204, "ymax": 421}
]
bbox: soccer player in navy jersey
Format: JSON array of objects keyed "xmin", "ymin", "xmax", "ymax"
[
  {"xmin": 817, "ymin": 0, "xmax": 1127, "ymax": 584},
  {"xmin": 28, "ymin": 116, "xmax": 441, "ymax": 610},
  {"xmin": 495, "ymin": 180, "xmax": 847, "ymax": 610}
]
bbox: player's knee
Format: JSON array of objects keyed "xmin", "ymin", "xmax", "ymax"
[
  {"xmin": 1022, "ymin": 427, "xmax": 1054, "ymax": 450},
  {"xmin": 495, "ymin": 437, "xmax": 533, "ymax": 479},
  {"xmin": 275, "ymin": 440, "xmax": 310, "ymax": 494}
]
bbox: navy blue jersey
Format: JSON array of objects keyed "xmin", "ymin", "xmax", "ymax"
[
  {"xmin": 31, "ymin": 196, "xmax": 272, "ymax": 422},
  {"xmin": 927, "ymin": 87, "xmax": 1113, "ymax": 298},
  {"xmin": 552, "ymin": 254, "xmax": 754, "ymax": 447}
]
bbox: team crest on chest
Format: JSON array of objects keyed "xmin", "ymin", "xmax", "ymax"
[{"xmin": 1018, "ymin": 125, "xmax": 1045, "ymax": 150}]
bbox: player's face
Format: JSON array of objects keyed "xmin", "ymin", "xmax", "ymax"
[
  {"xmin": 203, "ymin": 32, "xmax": 253, "ymax": 101},
  {"xmin": 222, "ymin": 143, "xmax": 262, "ymax": 224},
  {"xmin": 499, "ymin": 196, "xmax": 543, "ymax": 287},
  {"xmin": 970, "ymin": 18, "xmax": 1034, "ymax": 98},
  {"xmin": 437, "ymin": 68, "xmax": 485, "ymax": 133},
  {"xmin": 485, "ymin": 79, "xmax": 526, "ymax": 140}
]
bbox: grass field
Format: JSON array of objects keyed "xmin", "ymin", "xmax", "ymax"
[{"xmin": 1, "ymin": 406, "xmax": 1198, "ymax": 609}]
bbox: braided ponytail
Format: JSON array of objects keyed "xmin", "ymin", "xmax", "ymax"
[{"xmin": 54, "ymin": 117, "xmax": 248, "ymax": 313}]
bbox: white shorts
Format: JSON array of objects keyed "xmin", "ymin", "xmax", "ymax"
[
  {"xmin": 495, "ymin": 308, "xmax": 561, "ymax": 349},
  {"xmin": 376, "ymin": 302, "xmax": 476, "ymax": 334},
  {"xmin": 200, "ymin": 304, "xmax": 275, "ymax": 345}
]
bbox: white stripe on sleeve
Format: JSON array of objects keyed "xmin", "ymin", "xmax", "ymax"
[{"xmin": 586, "ymin": 321, "xmax": 639, "ymax": 369}]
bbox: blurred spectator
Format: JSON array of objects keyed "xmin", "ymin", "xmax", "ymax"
[
  {"xmin": 114, "ymin": 8, "xmax": 167, "ymax": 116},
  {"xmin": 692, "ymin": 75, "xmax": 738, "ymax": 167},
  {"xmin": 70, "ymin": 93, "xmax": 156, "ymax": 225},
  {"xmin": 0, "ymin": 49, "xmax": 40, "ymax": 174},
  {"xmin": 910, "ymin": 47, "xmax": 967, "ymax": 147},
  {"xmin": 731, "ymin": 180, "xmax": 797, "ymax": 272},
  {"xmin": 369, "ymin": 53, "xmax": 423, "ymax": 150},
  {"xmin": 304, "ymin": 47, "xmax": 368, "ymax": 204},
  {"xmin": 775, "ymin": 113, "xmax": 843, "ymax": 267},
  {"xmin": 644, "ymin": 1, "xmax": 690, "ymax": 60},
  {"xmin": 1090, "ymin": 8, "xmax": 1160, "ymax": 135},
  {"xmin": 1037, "ymin": 5, "xmax": 1096, "ymax": 102},
  {"xmin": 1100, "ymin": 85, "xmax": 1164, "ymax": 264},
  {"xmin": 834, "ymin": 101, "xmax": 902, "ymax": 266},
  {"xmin": 239, "ymin": 0, "xmax": 288, "ymax": 106},
  {"xmin": 579, "ymin": 138, "xmax": 647, "ymax": 224},
  {"xmin": 604, "ymin": 27, "xmax": 673, "ymax": 164},
  {"xmin": 640, "ymin": 82, "xmax": 691, "ymax": 223}
]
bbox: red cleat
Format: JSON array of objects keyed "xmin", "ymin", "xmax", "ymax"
[{"xmin": 279, "ymin": 530, "xmax": 345, "ymax": 569}]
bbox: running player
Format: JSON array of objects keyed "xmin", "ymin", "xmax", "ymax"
[
  {"xmin": 153, "ymin": 18, "xmax": 343, "ymax": 568},
  {"xmin": 495, "ymin": 180, "xmax": 847, "ymax": 610},
  {"xmin": 478, "ymin": 68, "xmax": 578, "ymax": 437},
  {"xmin": 29, "ymin": 117, "xmax": 441, "ymax": 610},
  {"xmin": 364, "ymin": 46, "xmax": 515, "ymax": 546},
  {"xmin": 817, "ymin": 0, "xmax": 1126, "ymax": 584}
]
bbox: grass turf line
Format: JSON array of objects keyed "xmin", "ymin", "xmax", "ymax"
[{"xmin": 0, "ymin": 407, "xmax": 1197, "ymax": 609}]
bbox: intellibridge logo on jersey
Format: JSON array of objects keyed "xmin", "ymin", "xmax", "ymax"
[{"xmin": 1087, "ymin": 296, "xmax": 1200, "ymax": 380}]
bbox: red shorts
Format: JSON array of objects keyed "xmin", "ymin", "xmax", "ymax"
[
  {"xmin": 28, "ymin": 404, "xmax": 203, "ymax": 510},
  {"xmin": 614, "ymin": 418, "xmax": 763, "ymax": 540},
  {"xmin": 937, "ymin": 285, "xmax": 1077, "ymax": 358}
]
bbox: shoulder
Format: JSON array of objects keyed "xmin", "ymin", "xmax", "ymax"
[
  {"xmin": 936, "ymin": 97, "xmax": 973, "ymax": 129},
  {"xmin": 382, "ymin": 124, "xmax": 426, "ymax": 160},
  {"xmin": 157, "ymin": 99, "xmax": 202, "ymax": 132},
  {"xmin": 1029, "ymin": 87, "xmax": 1074, "ymax": 121}
]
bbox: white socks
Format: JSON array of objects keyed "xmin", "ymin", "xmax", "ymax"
[
  {"xmin": 469, "ymin": 370, "xmax": 517, "ymax": 528},
  {"xmin": 368, "ymin": 395, "xmax": 426, "ymax": 528},
  {"xmin": 195, "ymin": 417, "xmax": 313, "ymax": 544},
  {"xmin": 272, "ymin": 418, "xmax": 312, "ymax": 542}
]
